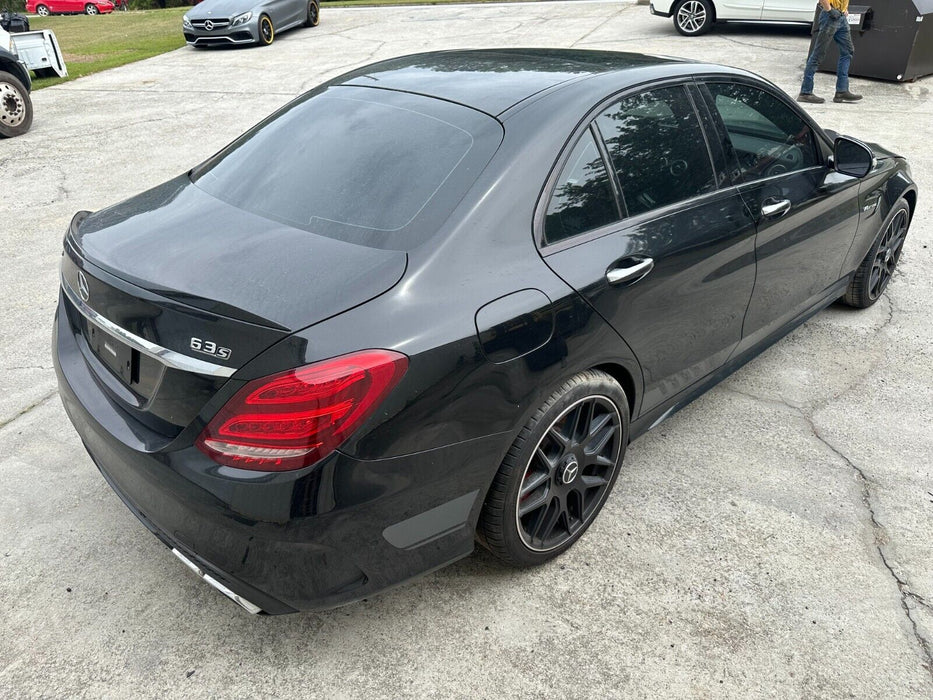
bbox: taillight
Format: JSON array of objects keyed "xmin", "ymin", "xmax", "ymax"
[{"xmin": 196, "ymin": 349, "xmax": 408, "ymax": 471}]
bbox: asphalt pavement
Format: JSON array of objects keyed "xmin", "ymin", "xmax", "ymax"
[{"xmin": 1, "ymin": 1, "xmax": 932, "ymax": 696}]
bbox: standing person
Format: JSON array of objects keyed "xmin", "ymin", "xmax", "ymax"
[{"xmin": 798, "ymin": 0, "xmax": 862, "ymax": 104}]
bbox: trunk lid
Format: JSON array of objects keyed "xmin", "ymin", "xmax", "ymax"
[
  {"xmin": 72, "ymin": 176, "xmax": 408, "ymax": 332},
  {"xmin": 62, "ymin": 177, "xmax": 407, "ymax": 435}
]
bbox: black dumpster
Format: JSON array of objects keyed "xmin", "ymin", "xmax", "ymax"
[{"xmin": 810, "ymin": 0, "xmax": 933, "ymax": 81}]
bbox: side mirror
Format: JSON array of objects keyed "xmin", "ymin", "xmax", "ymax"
[{"xmin": 834, "ymin": 136, "xmax": 874, "ymax": 178}]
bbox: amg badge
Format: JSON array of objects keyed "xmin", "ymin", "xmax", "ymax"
[{"xmin": 190, "ymin": 337, "xmax": 232, "ymax": 360}]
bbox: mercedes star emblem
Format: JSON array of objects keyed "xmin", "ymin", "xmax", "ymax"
[
  {"xmin": 77, "ymin": 270, "xmax": 90, "ymax": 303},
  {"xmin": 204, "ymin": 19, "xmax": 214, "ymax": 30}
]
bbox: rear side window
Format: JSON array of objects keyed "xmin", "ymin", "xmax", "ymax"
[
  {"xmin": 595, "ymin": 86, "xmax": 716, "ymax": 217},
  {"xmin": 705, "ymin": 82, "xmax": 820, "ymax": 182},
  {"xmin": 192, "ymin": 86, "xmax": 502, "ymax": 250},
  {"xmin": 545, "ymin": 130, "xmax": 619, "ymax": 245}
]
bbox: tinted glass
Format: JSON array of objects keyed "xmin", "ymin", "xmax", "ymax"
[
  {"xmin": 545, "ymin": 130, "xmax": 619, "ymax": 244},
  {"xmin": 706, "ymin": 82, "xmax": 820, "ymax": 182},
  {"xmin": 596, "ymin": 86, "xmax": 715, "ymax": 217},
  {"xmin": 192, "ymin": 86, "xmax": 501, "ymax": 249}
]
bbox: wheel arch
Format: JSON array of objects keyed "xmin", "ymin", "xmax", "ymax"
[
  {"xmin": 901, "ymin": 187, "xmax": 917, "ymax": 225},
  {"xmin": 0, "ymin": 57, "xmax": 32, "ymax": 92},
  {"xmin": 592, "ymin": 362, "xmax": 637, "ymax": 425}
]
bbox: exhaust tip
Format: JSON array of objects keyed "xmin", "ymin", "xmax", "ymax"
[{"xmin": 171, "ymin": 548, "xmax": 263, "ymax": 615}]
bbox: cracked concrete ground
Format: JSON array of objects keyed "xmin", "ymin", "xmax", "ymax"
[{"xmin": 1, "ymin": 0, "xmax": 931, "ymax": 696}]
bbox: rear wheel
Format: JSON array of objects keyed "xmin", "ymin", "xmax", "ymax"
[
  {"xmin": 258, "ymin": 14, "xmax": 274, "ymax": 45},
  {"xmin": 36, "ymin": 4, "xmax": 50, "ymax": 15},
  {"xmin": 85, "ymin": 3, "xmax": 99, "ymax": 14},
  {"xmin": 842, "ymin": 199, "xmax": 911, "ymax": 308},
  {"xmin": 0, "ymin": 71, "xmax": 33, "ymax": 138},
  {"xmin": 303, "ymin": 0, "xmax": 319, "ymax": 27},
  {"xmin": 478, "ymin": 370, "xmax": 629, "ymax": 567},
  {"xmin": 674, "ymin": 0, "xmax": 713, "ymax": 36}
]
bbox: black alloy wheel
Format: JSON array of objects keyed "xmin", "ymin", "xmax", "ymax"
[
  {"xmin": 479, "ymin": 371, "xmax": 628, "ymax": 567},
  {"xmin": 259, "ymin": 15, "xmax": 274, "ymax": 45},
  {"xmin": 304, "ymin": 0, "xmax": 319, "ymax": 27},
  {"xmin": 674, "ymin": 0, "xmax": 713, "ymax": 36},
  {"xmin": 842, "ymin": 199, "xmax": 911, "ymax": 308}
]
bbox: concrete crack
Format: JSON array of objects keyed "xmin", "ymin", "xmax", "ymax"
[
  {"xmin": 721, "ymin": 316, "xmax": 933, "ymax": 687},
  {"xmin": 570, "ymin": 5, "xmax": 628, "ymax": 47},
  {"xmin": 0, "ymin": 390, "xmax": 58, "ymax": 432},
  {"xmin": 714, "ymin": 35, "xmax": 803, "ymax": 54},
  {"xmin": 810, "ymin": 422, "xmax": 933, "ymax": 686}
]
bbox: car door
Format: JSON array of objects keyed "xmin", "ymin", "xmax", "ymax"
[
  {"xmin": 542, "ymin": 84, "xmax": 758, "ymax": 415},
  {"xmin": 698, "ymin": 80, "xmax": 862, "ymax": 354},
  {"xmin": 716, "ymin": 0, "xmax": 765, "ymax": 20},
  {"xmin": 759, "ymin": 0, "xmax": 815, "ymax": 22}
]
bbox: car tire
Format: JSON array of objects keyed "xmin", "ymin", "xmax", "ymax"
[
  {"xmin": 673, "ymin": 0, "xmax": 713, "ymax": 36},
  {"xmin": 0, "ymin": 70, "xmax": 33, "ymax": 139},
  {"xmin": 85, "ymin": 3, "xmax": 99, "ymax": 14},
  {"xmin": 841, "ymin": 199, "xmax": 911, "ymax": 309},
  {"xmin": 478, "ymin": 370, "xmax": 629, "ymax": 567},
  {"xmin": 258, "ymin": 14, "xmax": 275, "ymax": 45},
  {"xmin": 36, "ymin": 4, "xmax": 50, "ymax": 15},
  {"xmin": 303, "ymin": 0, "xmax": 319, "ymax": 27}
]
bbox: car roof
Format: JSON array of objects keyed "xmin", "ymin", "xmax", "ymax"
[{"xmin": 334, "ymin": 49, "xmax": 733, "ymax": 117}]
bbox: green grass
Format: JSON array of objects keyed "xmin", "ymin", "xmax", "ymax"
[
  {"xmin": 29, "ymin": 8, "xmax": 188, "ymax": 89},
  {"xmin": 27, "ymin": 0, "xmax": 537, "ymax": 90}
]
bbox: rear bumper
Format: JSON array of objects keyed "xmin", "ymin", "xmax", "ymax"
[
  {"xmin": 54, "ymin": 297, "xmax": 508, "ymax": 613},
  {"xmin": 649, "ymin": 3, "xmax": 673, "ymax": 18}
]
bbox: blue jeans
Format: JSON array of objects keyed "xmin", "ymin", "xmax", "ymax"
[{"xmin": 801, "ymin": 11, "xmax": 854, "ymax": 93}]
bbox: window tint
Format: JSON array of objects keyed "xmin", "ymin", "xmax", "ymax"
[
  {"xmin": 595, "ymin": 86, "xmax": 715, "ymax": 217},
  {"xmin": 191, "ymin": 87, "xmax": 502, "ymax": 250},
  {"xmin": 706, "ymin": 82, "xmax": 820, "ymax": 182},
  {"xmin": 544, "ymin": 130, "xmax": 619, "ymax": 244}
]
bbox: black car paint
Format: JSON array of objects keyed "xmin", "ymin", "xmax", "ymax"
[{"xmin": 54, "ymin": 50, "xmax": 916, "ymax": 613}]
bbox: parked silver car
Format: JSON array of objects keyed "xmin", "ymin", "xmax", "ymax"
[{"xmin": 183, "ymin": 0, "xmax": 319, "ymax": 47}]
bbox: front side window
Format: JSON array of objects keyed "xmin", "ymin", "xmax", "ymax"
[
  {"xmin": 705, "ymin": 82, "xmax": 820, "ymax": 182},
  {"xmin": 595, "ymin": 86, "xmax": 716, "ymax": 217},
  {"xmin": 544, "ymin": 130, "xmax": 619, "ymax": 245}
]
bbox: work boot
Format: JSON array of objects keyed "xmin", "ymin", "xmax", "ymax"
[
  {"xmin": 834, "ymin": 91, "xmax": 863, "ymax": 103},
  {"xmin": 797, "ymin": 93, "xmax": 825, "ymax": 104}
]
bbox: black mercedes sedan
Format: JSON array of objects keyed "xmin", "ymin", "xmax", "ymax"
[{"xmin": 54, "ymin": 50, "xmax": 917, "ymax": 614}]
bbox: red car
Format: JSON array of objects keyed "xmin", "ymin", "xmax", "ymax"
[{"xmin": 27, "ymin": 0, "xmax": 114, "ymax": 15}]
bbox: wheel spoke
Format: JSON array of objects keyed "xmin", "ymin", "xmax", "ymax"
[
  {"xmin": 520, "ymin": 470, "xmax": 550, "ymax": 499},
  {"xmin": 593, "ymin": 454, "xmax": 615, "ymax": 468},
  {"xmin": 584, "ymin": 420, "xmax": 616, "ymax": 458},
  {"xmin": 531, "ymin": 498, "xmax": 561, "ymax": 542},
  {"xmin": 534, "ymin": 445, "xmax": 555, "ymax": 471},
  {"xmin": 519, "ymin": 489, "xmax": 550, "ymax": 518},
  {"xmin": 547, "ymin": 424, "xmax": 571, "ymax": 450},
  {"xmin": 571, "ymin": 401, "xmax": 593, "ymax": 443},
  {"xmin": 579, "ymin": 474, "xmax": 607, "ymax": 490}
]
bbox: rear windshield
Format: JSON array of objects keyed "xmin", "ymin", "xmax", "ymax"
[{"xmin": 191, "ymin": 85, "xmax": 502, "ymax": 250}]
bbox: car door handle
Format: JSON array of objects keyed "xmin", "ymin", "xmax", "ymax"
[
  {"xmin": 606, "ymin": 257, "xmax": 654, "ymax": 286},
  {"xmin": 761, "ymin": 198, "xmax": 791, "ymax": 218}
]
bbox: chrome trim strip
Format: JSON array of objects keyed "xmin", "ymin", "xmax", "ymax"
[{"xmin": 61, "ymin": 273, "xmax": 236, "ymax": 378}]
